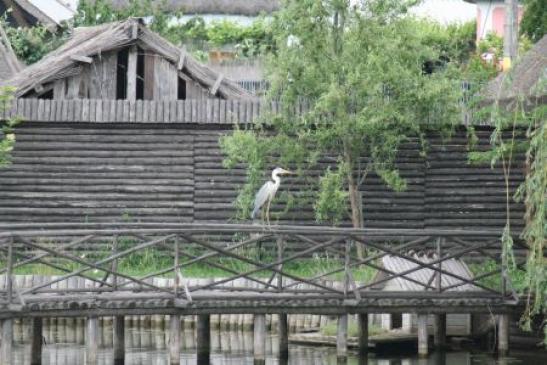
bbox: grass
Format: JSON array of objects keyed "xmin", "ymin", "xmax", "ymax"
[
  {"xmin": 467, "ymin": 258, "xmax": 529, "ymax": 292},
  {"xmin": 2, "ymin": 238, "xmax": 378, "ymax": 283},
  {"xmin": 320, "ymin": 321, "xmax": 386, "ymax": 337}
]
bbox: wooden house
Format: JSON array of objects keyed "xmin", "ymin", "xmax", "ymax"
[
  {"xmin": 371, "ymin": 254, "xmax": 475, "ymax": 336},
  {"xmin": 1, "ymin": 18, "xmax": 251, "ymax": 100}
]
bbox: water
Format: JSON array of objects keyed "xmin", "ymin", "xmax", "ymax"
[{"xmin": 10, "ymin": 320, "xmax": 547, "ymax": 365}]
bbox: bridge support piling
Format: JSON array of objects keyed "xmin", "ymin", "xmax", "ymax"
[
  {"xmin": 498, "ymin": 314, "xmax": 509, "ymax": 356},
  {"xmin": 197, "ymin": 314, "xmax": 210, "ymax": 364},
  {"xmin": 0, "ymin": 318, "xmax": 13, "ymax": 365},
  {"xmin": 336, "ymin": 314, "xmax": 348, "ymax": 363},
  {"xmin": 86, "ymin": 316, "xmax": 99, "ymax": 365},
  {"xmin": 278, "ymin": 313, "xmax": 289, "ymax": 359},
  {"xmin": 169, "ymin": 315, "xmax": 181, "ymax": 365},
  {"xmin": 30, "ymin": 317, "xmax": 43, "ymax": 365},
  {"xmin": 254, "ymin": 314, "xmax": 266, "ymax": 365},
  {"xmin": 417, "ymin": 314, "xmax": 428, "ymax": 357},
  {"xmin": 113, "ymin": 316, "xmax": 125, "ymax": 365},
  {"xmin": 433, "ymin": 314, "xmax": 446, "ymax": 348},
  {"xmin": 358, "ymin": 314, "xmax": 369, "ymax": 356}
]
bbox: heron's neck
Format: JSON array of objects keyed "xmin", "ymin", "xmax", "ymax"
[{"xmin": 272, "ymin": 173, "xmax": 281, "ymax": 186}]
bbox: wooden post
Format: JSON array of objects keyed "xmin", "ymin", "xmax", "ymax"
[
  {"xmin": 86, "ymin": 316, "xmax": 99, "ymax": 365},
  {"xmin": 417, "ymin": 314, "xmax": 428, "ymax": 357},
  {"xmin": 0, "ymin": 318, "xmax": 13, "ymax": 365},
  {"xmin": 337, "ymin": 314, "xmax": 348, "ymax": 362},
  {"xmin": 30, "ymin": 317, "xmax": 43, "ymax": 365},
  {"xmin": 278, "ymin": 314, "xmax": 289, "ymax": 360},
  {"xmin": 498, "ymin": 314, "xmax": 509, "ymax": 356},
  {"xmin": 113, "ymin": 316, "xmax": 125, "ymax": 365},
  {"xmin": 358, "ymin": 313, "xmax": 368, "ymax": 356},
  {"xmin": 433, "ymin": 314, "xmax": 446, "ymax": 348},
  {"xmin": 169, "ymin": 315, "xmax": 181, "ymax": 365},
  {"xmin": 6, "ymin": 239, "xmax": 12, "ymax": 304},
  {"xmin": 196, "ymin": 314, "xmax": 210, "ymax": 364},
  {"xmin": 254, "ymin": 314, "xmax": 266, "ymax": 365},
  {"xmin": 127, "ymin": 46, "xmax": 138, "ymax": 101}
]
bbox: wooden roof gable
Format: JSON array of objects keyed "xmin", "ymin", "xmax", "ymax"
[{"xmin": 1, "ymin": 18, "xmax": 252, "ymax": 99}]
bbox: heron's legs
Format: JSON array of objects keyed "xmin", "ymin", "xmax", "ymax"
[{"xmin": 266, "ymin": 199, "xmax": 272, "ymax": 227}]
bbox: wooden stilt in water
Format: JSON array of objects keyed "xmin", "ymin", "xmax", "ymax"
[
  {"xmin": 498, "ymin": 314, "xmax": 509, "ymax": 356},
  {"xmin": 358, "ymin": 313, "xmax": 368, "ymax": 356},
  {"xmin": 30, "ymin": 317, "xmax": 43, "ymax": 365},
  {"xmin": 278, "ymin": 313, "xmax": 289, "ymax": 360},
  {"xmin": 169, "ymin": 315, "xmax": 181, "ymax": 365},
  {"xmin": 196, "ymin": 314, "xmax": 210, "ymax": 364},
  {"xmin": 0, "ymin": 318, "xmax": 13, "ymax": 365},
  {"xmin": 86, "ymin": 316, "xmax": 99, "ymax": 365},
  {"xmin": 113, "ymin": 316, "xmax": 125, "ymax": 365},
  {"xmin": 254, "ymin": 314, "xmax": 266, "ymax": 365},
  {"xmin": 336, "ymin": 314, "xmax": 348, "ymax": 363},
  {"xmin": 417, "ymin": 314, "xmax": 428, "ymax": 357},
  {"xmin": 433, "ymin": 313, "xmax": 446, "ymax": 349}
]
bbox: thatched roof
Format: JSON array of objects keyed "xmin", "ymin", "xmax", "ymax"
[
  {"xmin": 0, "ymin": 0, "xmax": 74, "ymax": 29},
  {"xmin": 107, "ymin": 0, "xmax": 280, "ymax": 16},
  {"xmin": 0, "ymin": 23, "xmax": 23, "ymax": 80},
  {"xmin": 482, "ymin": 35, "xmax": 547, "ymax": 103},
  {"xmin": 376, "ymin": 253, "xmax": 477, "ymax": 292},
  {"xmin": 0, "ymin": 18, "xmax": 251, "ymax": 99}
]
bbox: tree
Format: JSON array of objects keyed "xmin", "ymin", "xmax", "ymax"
[
  {"xmin": 520, "ymin": 0, "xmax": 547, "ymax": 42},
  {"xmin": 220, "ymin": 0, "xmax": 462, "ymax": 255}
]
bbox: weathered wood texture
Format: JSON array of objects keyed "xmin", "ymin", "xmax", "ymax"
[{"xmin": 0, "ymin": 122, "xmax": 525, "ymax": 232}]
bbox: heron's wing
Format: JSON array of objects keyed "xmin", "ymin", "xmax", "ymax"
[{"xmin": 252, "ymin": 181, "xmax": 274, "ymax": 216}]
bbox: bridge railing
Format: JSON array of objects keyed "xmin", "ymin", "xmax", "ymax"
[{"xmin": 0, "ymin": 223, "xmax": 523, "ymax": 308}]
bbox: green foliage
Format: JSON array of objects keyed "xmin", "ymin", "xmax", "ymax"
[
  {"xmin": 520, "ymin": 0, "xmax": 547, "ymax": 42},
  {"xmin": 315, "ymin": 166, "xmax": 349, "ymax": 224},
  {"xmin": 469, "ymin": 67, "xmax": 546, "ymax": 342},
  {"xmin": 1, "ymin": 18, "xmax": 66, "ymax": 64},
  {"xmin": 221, "ymin": 0, "xmax": 462, "ymax": 225},
  {"xmin": 413, "ymin": 19, "xmax": 476, "ymax": 65},
  {"xmin": 0, "ymin": 87, "xmax": 18, "ymax": 167}
]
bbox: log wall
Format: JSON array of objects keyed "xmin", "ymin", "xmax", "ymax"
[{"xmin": 0, "ymin": 99, "xmax": 525, "ymax": 230}]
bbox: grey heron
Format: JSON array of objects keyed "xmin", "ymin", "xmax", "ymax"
[{"xmin": 251, "ymin": 167, "xmax": 293, "ymax": 225}]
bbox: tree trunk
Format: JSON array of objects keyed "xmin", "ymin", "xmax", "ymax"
[{"xmin": 347, "ymin": 167, "xmax": 365, "ymax": 258}]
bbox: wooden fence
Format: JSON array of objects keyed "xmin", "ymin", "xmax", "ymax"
[
  {"xmin": 0, "ymin": 98, "xmax": 478, "ymax": 125},
  {"xmin": 0, "ymin": 99, "xmax": 283, "ymax": 124}
]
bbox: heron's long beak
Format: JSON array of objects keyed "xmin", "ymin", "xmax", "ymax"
[{"xmin": 280, "ymin": 169, "xmax": 295, "ymax": 175}]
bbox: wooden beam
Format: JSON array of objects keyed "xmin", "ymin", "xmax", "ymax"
[
  {"xmin": 177, "ymin": 46, "xmax": 187, "ymax": 70},
  {"xmin": 197, "ymin": 315, "xmax": 210, "ymax": 363},
  {"xmin": 278, "ymin": 314, "xmax": 289, "ymax": 359},
  {"xmin": 70, "ymin": 55, "xmax": 93, "ymax": 64},
  {"xmin": 86, "ymin": 317, "xmax": 99, "ymax": 365},
  {"xmin": 29, "ymin": 318, "xmax": 42, "ymax": 365},
  {"xmin": 336, "ymin": 314, "xmax": 348, "ymax": 362},
  {"xmin": 0, "ymin": 319, "xmax": 13, "ymax": 365},
  {"xmin": 253, "ymin": 314, "xmax": 266, "ymax": 364},
  {"xmin": 358, "ymin": 313, "xmax": 368, "ymax": 356},
  {"xmin": 210, "ymin": 73, "xmax": 224, "ymax": 96},
  {"xmin": 417, "ymin": 314, "xmax": 428, "ymax": 357},
  {"xmin": 433, "ymin": 313, "xmax": 446, "ymax": 348},
  {"xmin": 113, "ymin": 316, "xmax": 125, "ymax": 365},
  {"xmin": 126, "ymin": 46, "xmax": 138, "ymax": 101},
  {"xmin": 498, "ymin": 314, "xmax": 509, "ymax": 356},
  {"xmin": 131, "ymin": 21, "xmax": 139, "ymax": 40},
  {"xmin": 169, "ymin": 315, "xmax": 181, "ymax": 365}
]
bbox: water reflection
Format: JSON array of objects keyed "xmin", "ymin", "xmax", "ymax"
[{"xmin": 10, "ymin": 319, "xmax": 545, "ymax": 365}]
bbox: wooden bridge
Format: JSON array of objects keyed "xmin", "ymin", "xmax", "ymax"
[{"xmin": 0, "ymin": 223, "xmax": 524, "ymax": 364}]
